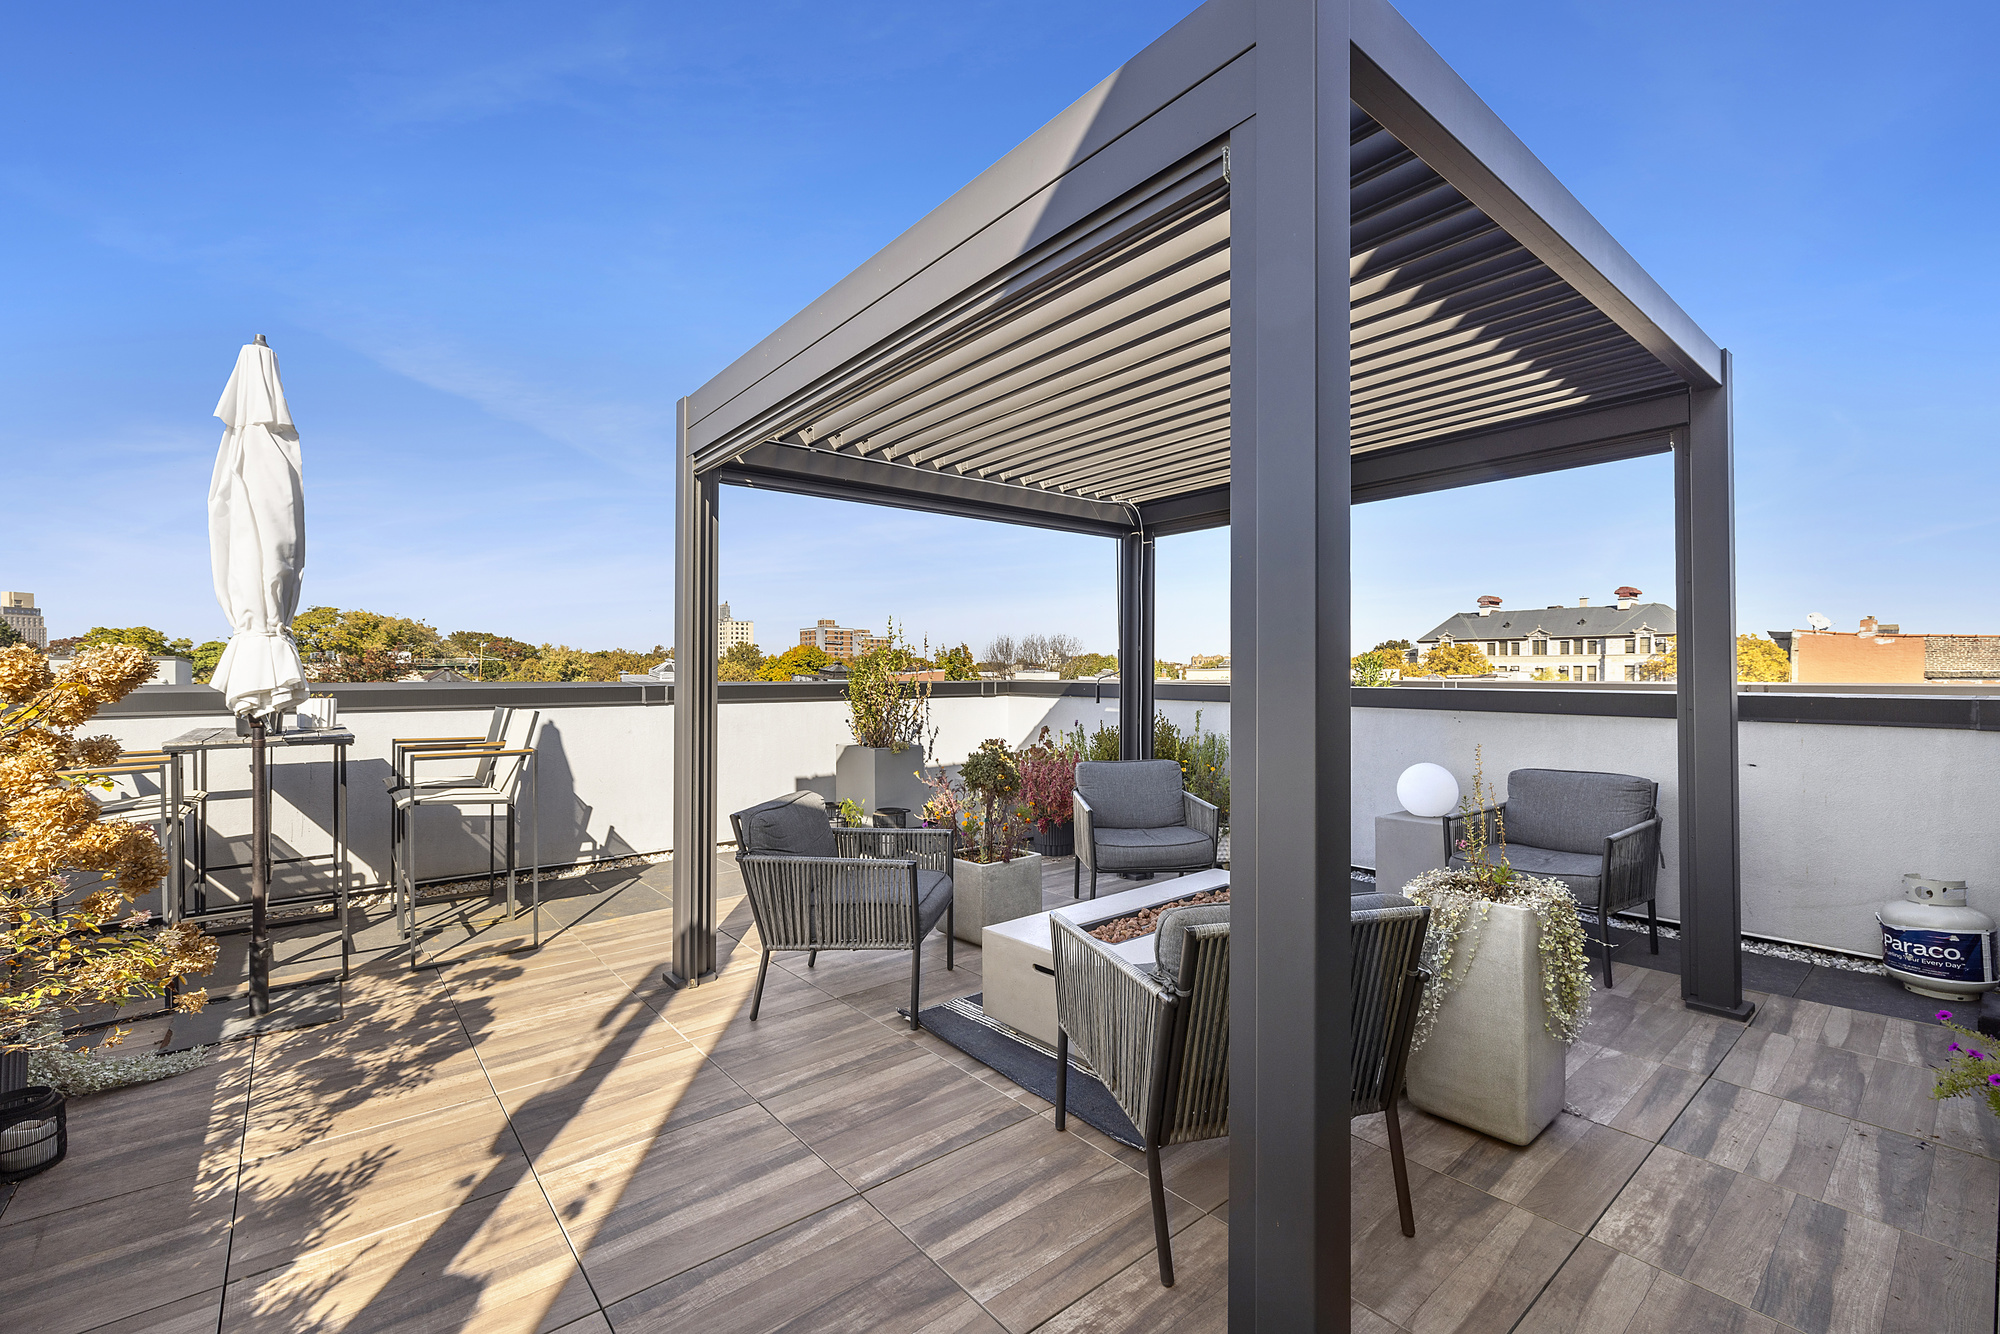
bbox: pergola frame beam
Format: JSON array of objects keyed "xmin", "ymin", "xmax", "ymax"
[{"xmin": 673, "ymin": 3, "xmax": 1740, "ymax": 1325}]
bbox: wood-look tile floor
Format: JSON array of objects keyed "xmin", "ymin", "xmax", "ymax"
[{"xmin": 2, "ymin": 859, "xmax": 1993, "ymax": 1334}]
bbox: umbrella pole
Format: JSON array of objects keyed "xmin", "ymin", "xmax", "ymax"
[{"xmin": 249, "ymin": 715, "xmax": 271, "ymax": 1017}]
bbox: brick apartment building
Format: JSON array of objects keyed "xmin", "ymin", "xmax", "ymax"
[
  {"xmin": 798, "ymin": 618, "xmax": 887, "ymax": 659},
  {"xmin": 1772, "ymin": 617, "xmax": 2000, "ymax": 684}
]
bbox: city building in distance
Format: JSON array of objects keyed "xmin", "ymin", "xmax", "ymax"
[
  {"xmin": 1771, "ymin": 616, "xmax": 2000, "ymax": 685},
  {"xmin": 1185, "ymin": 655, "xmax": 1231, "ymax": 683},
  {"xmin": 0, "ymin": 592, "xmax": 47, "ymax": 648},
  {"xmin": 1415, "ymin": 588, "xmax": 1675, "ymax": 682},
  {"xmin": 799, "ymin": 618, "xmax": 887, "ymax": 659},
  {"xmin": 719, "ymin": 602, "xmax": 755, "ymax": 652}
]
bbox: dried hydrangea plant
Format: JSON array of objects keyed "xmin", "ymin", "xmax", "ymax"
[{"xmin": 2, "ymin": 643, "xmax": 219, "ymax": 1057}]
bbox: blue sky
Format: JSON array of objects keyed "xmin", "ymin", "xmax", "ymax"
[{"xmin": 3, "ymin": 2, "xmax": 1994, "ymax": 661}]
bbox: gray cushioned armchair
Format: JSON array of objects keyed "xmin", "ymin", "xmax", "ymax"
[
  {"xmin": 1072, "ymin": 759, "xmax": 1219, "ymax": 899},
  {"xmin": 730, "ymin": 792, "xmax": 954, "ymax": 1030},
  {"xmin": 1449, "ymin": 768, "xmax": 1662, "ymax": 988}
]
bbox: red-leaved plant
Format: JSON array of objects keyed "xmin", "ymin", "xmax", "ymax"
[{"xmin": 1016, "ymin": 725, "xmax": 1083, "ymax": 833}]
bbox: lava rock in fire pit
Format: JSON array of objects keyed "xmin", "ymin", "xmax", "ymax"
[{"xmin": 1087, "ymin": 888, "xmax": 1230, "ymax": 945}]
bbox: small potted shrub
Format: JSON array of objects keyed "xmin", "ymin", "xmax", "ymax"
[
  {"xmin": 924, "ymin": 739, "xmax": 1041, "ymax": 943},
  {"xmin": 1399, "ymin": 748, "xmax": 1592, "ymax": 1145},
  {"xmin": 1016, "ymin": 725, "xmax": 1083, "ymax": 858},
  {"xmin": 836, "ymin": 621, "xmax": 934, "ymax": 817}
]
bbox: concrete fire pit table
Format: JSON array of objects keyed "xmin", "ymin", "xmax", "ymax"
[{"xmin": 981, "ymin": 868, "xmax": 1229, "ymax": 1046}]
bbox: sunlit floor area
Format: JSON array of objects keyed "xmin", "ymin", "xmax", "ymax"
[{"xmin": 2, "ymin": 859, "xmax": 1994, "ymax": 1333}]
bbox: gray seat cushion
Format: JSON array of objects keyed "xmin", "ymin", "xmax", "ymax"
[
  {"xmin": 734, "ymin": 791, "xmax": 837, "ymax": 858},
  {"xmin": 1504, "ymin": 769, "xmax": 1657, "ymax": 856},
  {"xmin": 1453, "ymin": 847, "xmax": 1603, "ymax": 907},
  {"xmin": 1154, "ymin": 902, "xmax": 1229, "ymax": 982},
  {"xmin": 1350, "ymin": 892, "xmax": 1417, "ymax": 915},
  {"xmin": 1076, "ymin": 760, "xmax": 1186, "ymax": 829},
  {"xmin": 1090, "ymin": 824, "xmax": 1215, "ymax": 870}
]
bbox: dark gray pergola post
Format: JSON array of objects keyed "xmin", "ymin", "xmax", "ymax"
[
  {"xmin": 1116, "ymin": 529, "xmax": 1156, "ymax": 759},
  {"xmin": 1229, "ymin": 0, "xmax": 1353, "ymax": 1325},
  {"xmin": 1675, "ymin": 351, "xmax": 1750, "ymax": 1019},
  {"xmin": 669, "ymin": 396, "xmax": 720, "ymax": 989}
]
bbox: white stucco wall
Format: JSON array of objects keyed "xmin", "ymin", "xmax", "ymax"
[{"xmin": 90, "ymin": 684, "xmax": 1995, "ymax": 956}]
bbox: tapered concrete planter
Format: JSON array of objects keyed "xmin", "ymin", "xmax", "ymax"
[
  {"xmin": 952, "ymin": 852, "xmax": 1043, "ymax": 944},
  {"xmin": 1405, "ymin": 901, "xmax": 1566, "ymax": 1145},
  {"xmin": 835, "ymin": 744, "xmax": 930, "ymax": 818}
]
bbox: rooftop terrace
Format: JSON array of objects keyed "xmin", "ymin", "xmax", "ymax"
[{"xmin": 4, "ymin": 854, "xmax": 1992, "ymax": 1333}]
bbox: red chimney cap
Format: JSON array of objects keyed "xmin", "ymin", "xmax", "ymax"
[
  {"xmin": 1615, "ymin": 586, "xmax": 1642, "ymax": 599},
  {"xmin": 1476, "ymin": 595, "xmax": 1503, "ymax": 607}
]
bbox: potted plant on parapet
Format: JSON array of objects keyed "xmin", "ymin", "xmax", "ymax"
[
  {"xmin": 835, "ymin": 621, "xmax": 934, "ymax": 818},
  {"xmin": 1399, "ymin": 748, "xmax": 1593, "ymax": 1145},
  {"xmin": 1016, "ymin": 725, "xmax": 1083, "ymax": 858},
  {"xmin": 924, "ymin": 739, "xmax": 1042, "ymax": 945}
]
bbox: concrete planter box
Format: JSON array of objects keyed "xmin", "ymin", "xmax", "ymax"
[
  {"xmin": 835, "ymin": 744, "xmax": 931, "ymax": 818},
  {"xmin": 951, "ymin": 852, "xmax": 1043, "ymax": 945},
  {"xmin": 1405, "ymin": 901, "xmax": 1566, "ymax": 1145}
]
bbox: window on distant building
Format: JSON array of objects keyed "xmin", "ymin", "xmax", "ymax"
[
  {"xmin": 1532, "ymin": 638, "xmax": 1546, "ymax": 655},
  {"xmin": 1558, "ymin": 665, "xmax": 1571, "ymax": 680},
  {"xmin": 1586, "ymin": 665, "xmax": 1599, "ymax": 682},
  {"xmin": 1639, "ymin": 636, "xmax": 1652, "ymax": 654},
  {"xmin": 1625, "ymin": 664, "xmax": 1638, "ymax": 681},
  {"xmin": 1586, "ymin": 639, "xmax": 1599, "ymax": 654},
  {"xmin": 1485, "ymin": 642, "xmax": 1497, "ymax": 656},
  {"xmin": 1624, "ymin": 638, "xmax": 1636, "ymax": 654}
]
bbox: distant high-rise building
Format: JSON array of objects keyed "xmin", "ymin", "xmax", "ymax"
[
  {"xmin": 1, "ymin": 592, "xmax": 47, "ymax": 648},
  {"xmin": 799, "ymin": 618, "xmax": 887, "ymax": 659},
  {"xmin": 719, "ymin": 602, "xmax": 755, "ymax": 652}
]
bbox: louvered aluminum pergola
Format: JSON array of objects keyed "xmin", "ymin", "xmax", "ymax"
[{"xmin": 671, "ymin": 0, "xmax": 1743, "ymax": 1324}]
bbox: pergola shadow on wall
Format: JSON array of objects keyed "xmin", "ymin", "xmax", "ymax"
[{"xmin": 672, "ymin": 0, "xmax": 1741, "ymax": 1324}]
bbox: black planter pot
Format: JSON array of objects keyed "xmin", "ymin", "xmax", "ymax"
[
  {"xmin": 1032, "ymin": 826, "xmax": 1075, "ymax": 858},
  {"xmin": 0, "ymin": 1085, "xmax": 66, "ymax": 1182}
]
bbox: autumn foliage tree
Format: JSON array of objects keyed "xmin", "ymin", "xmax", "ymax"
[
  {"xmin": 1417, "ymin": 641, "xmax": 1493, "ymax": 676},
  {"xmin": 2, "ymin": 644, "xmax": 217, "ymax": 1053}
]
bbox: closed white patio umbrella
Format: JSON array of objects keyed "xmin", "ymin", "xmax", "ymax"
[
  {"xmin": 208, "ymin": 335, "xmax": 308, "ymax": 718},
  {"xmin": 207, "ymin": 335, "xmax": 308, "ymax": 1015}
]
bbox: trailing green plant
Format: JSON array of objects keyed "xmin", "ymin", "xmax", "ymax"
[
  {"xmin": 23, "ymin": 1022, "xmax": 213, "ymax": 1097},
  {"xmin": 846, "ymin": 619, "xmax": 931, "ymax": 751},
  {"xmin": 1930, "ymin": 1010, "xmax": 2000, "ymax": 1118},
  {"xmin": 1400, "ymin": 747, "xmax": 1590, "ymax": 1049}
]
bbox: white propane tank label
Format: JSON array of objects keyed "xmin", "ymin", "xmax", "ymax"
[{"xmin": 1878, "ymin": 918, "xmax": 1996, "ymax": 985}]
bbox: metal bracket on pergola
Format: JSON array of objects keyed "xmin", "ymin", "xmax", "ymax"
[{"xmin": 673, "ymin": 1, "xmax": 1743, "ymax": 1323}]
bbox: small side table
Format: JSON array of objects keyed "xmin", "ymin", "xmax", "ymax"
[{"xmin": 1372, "ymin": 809, "xmax": 1449, "ymax": 898}]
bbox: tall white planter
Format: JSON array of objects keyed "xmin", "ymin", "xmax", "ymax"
[
  {"xmin": 1405, "ymin": 901, "xmax": 1565, "ymax": 1145},
  {"xmin": 835, "ymin": 743, "xmax": 930, "ymax": 817},
  {"xmin": 952, "ymin": 853, "xmax": 1043, "ymax": 944}
]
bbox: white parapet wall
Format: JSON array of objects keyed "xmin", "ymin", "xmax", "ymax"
[{"xmin": 89, "ymin": 681, "xmax": 1996, "ymax": 957}]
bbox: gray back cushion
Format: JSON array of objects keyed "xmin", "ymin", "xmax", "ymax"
[
  {"xmin": 1350, "ymin": 892, "xmax": 1417, "ymax": 915},
  {"xmin": 735, "ymin": 791, "xmax": 837, "ymax": 858},
  {"xmin": 1076, "ymin": 759, "xmax": 1185, "ymax": 829},
  {"xmin": 1154, "ymin": 902, "xmax": 1229, "ymax": 982},
  {"xmin": 1504, "ymin": 769, "xmax": 1657, "ymax": 856}
]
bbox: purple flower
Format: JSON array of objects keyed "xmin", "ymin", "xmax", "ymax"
[
  {"xmin": 1988, "ymin": 1074, "xmax": 2000, "ymax": 1087},
  {"xmin": 1975, "ymin": 1051, "xmax": 1989, "ymax": 1061},
  {"xmin": 1936, "ymin": 1010, "xmax": 1954, "ymax": 1021},
  {"xmin": 1950, "ymin": 1042, "xmax": 1963, "ymax": 1052}
]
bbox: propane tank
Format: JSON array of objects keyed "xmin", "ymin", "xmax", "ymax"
[{"xmin": 1878, "ymin": 874, "xmax": 1997, "ymax": 1001}]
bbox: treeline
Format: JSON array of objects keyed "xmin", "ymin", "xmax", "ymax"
[{"xmin": 50, "ymin": 611, "xmax": 670, "ymax": 684}]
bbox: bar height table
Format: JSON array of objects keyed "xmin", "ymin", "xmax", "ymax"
[{"xmin": 163, "ymin": 722, "xmax": 353, "ymax": 1016}]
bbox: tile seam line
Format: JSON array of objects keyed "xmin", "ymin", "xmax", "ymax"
[
  {"xmin": 209, "ymin": 1026, "xmax": 260, "ymax": 1334},
  {"xmin": 1501, "ymin": 1032, "xmax": 1746, "ymax": 1334},
  {"xmin": 442, "ymin": 965, "xmax": 612, "ymax": 1324}
]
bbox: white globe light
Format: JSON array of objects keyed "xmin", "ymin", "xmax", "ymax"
[{"xmin": 1397, "ymin": 763, "xmax": 1460, "ymax": 818}]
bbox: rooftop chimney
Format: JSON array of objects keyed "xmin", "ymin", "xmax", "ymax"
[
  {"xmin": 1578, "ymin": 597, "xmax": 1589, "ymax": 607},
  {"xmin": 1615, "ymin": 585, "xmax": 1641, "ymax": 611},
  {"xmin": 1476, "ymin": 594, "xmax": 1502, "ymax": 617},
  {"xmin": 1859, "ymin": 616, "xmax": 1877, "ymax": 634}
]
